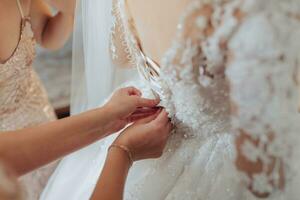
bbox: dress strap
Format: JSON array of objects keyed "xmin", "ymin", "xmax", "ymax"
[{"xmin": 16, "ymin": 0, "xmax": 25, "ymax": 19}]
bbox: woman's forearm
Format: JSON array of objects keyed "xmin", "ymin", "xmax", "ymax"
[
  {"xmin": 90, "ymin": 108, "xmax": 172, "ymax": 200},
  {"xmin": 0, "ymin": 86, "xmax": 160, "ymax": 177},
  {"xmin": 0, "ymin": 107, "xmax": 113, "ymax": 176},
  {"xmin": 91, "ymin": 148, "xmax": 131, "ymax": 200}
]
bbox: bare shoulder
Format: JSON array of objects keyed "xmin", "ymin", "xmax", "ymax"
[{"xmin": 125, "ymin": 0, "xmax": 191, "ymax": 63}]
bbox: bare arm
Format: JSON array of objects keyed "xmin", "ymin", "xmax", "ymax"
[
  {"xmin": 91, "ymin": 110, "xmax": 171, "ymax": 200},
  {"xmin": 0, "ymin": 107, "xmax": 114, "ymax": 177},
  {"xmin": 0, "ymin": 87, "xmax": 159, "ymax": 177},
  {"xmin": 30, "ymin": 0, "xmax": 75, "ymax": 50},
  {"xmin": 91, "ymin": 148, "xmax": 131, "ymax": 200}
]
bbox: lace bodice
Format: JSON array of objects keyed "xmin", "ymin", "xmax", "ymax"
[
  {"xmin": 226, "ymin": 1, "xmax": 300, "ymax": 195},
  {"xmin": 113, "ymin": 0, "xmax": 300, "ymax": 197}
]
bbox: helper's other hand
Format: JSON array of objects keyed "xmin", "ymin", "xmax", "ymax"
[{"xmin": 113, "ymin": 109, "xmax": 172, "ymax": 161}]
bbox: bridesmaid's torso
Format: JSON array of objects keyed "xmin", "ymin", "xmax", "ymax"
[
  {"xmin": 0, "ymin": 0, "xmax": 30, "ymax": 63},
  {"xmin": 0, "ymin": 0, "xmax": 56, "ymax": 130}
]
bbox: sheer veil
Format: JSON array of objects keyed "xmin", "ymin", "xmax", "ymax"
[
  {"xmin": 40, "ymin": 0, "xmax": 137, "ymax": 199},
  {"xmin": 71, "ymin": 0, "xmax": 115, "ymax": 115}
]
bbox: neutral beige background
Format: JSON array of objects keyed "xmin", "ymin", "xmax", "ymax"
[{"xmin": 34, "ymin": 39, "xmax": 72, "ymax": 110}]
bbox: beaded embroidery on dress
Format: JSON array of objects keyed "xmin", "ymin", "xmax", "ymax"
[
  {"xmin": 113, "ymin": 0, "xmax": 300, "ymax": 199},
  {"xmin": 0, "ymin": 1, "xmax": 58, "ymax": 199}
]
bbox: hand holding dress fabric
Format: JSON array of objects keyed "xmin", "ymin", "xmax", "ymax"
[
  {"xmin": 103, "ymin": 87, "xmax": 160, "ymax": 134},
  {"xmin": 113, "ymin": 109, "xmax": 172, "ymax": 161},
  {"xmin": 44, "ymin": 0, "xmax": 76, "ymax": 15},
  {"xmin": 90, "ymin": 109, "xmax": 172, "ymax": 200}
]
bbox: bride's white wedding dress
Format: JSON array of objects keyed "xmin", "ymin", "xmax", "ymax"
[{"xmin": 41, "ymin": 0, "xmax": 300, "ymax": 199}]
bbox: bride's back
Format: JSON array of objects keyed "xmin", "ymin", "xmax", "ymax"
[
  {"xmin": 125, "ymin": 0, "xmax": 190, "ymax": 65},
  {"xmin": 115, "ymin": 0, "xmax": 197, "ymax": 66}
]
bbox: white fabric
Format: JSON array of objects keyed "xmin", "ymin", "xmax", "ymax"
[
  {"xmin": 70, "ymin": 0, "xmax": 114, "ymax": 114},
  {"xmin": 41, "ymin": 0, "xmax": 300, "ymax": 200}
]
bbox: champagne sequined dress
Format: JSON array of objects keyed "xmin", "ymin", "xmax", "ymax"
[{"xmin": 0, "ymin": 1, "xmax": 58, "ymax": 199}]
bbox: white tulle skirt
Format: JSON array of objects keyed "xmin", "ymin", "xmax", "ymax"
[{"xmin": 40, "ymin": 80, "xmax": 297, "ymax": 200}]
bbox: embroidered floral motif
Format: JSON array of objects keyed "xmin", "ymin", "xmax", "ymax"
[{"xmin": 112, "ymin": 0, "xmax": 300, "ymax": 198}]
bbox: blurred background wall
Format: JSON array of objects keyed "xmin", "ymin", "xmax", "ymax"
[{"xmin": 34, "ymin": 40, "xmax": 72, "ymax": 118}]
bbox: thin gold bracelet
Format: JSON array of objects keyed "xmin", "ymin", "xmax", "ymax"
[{"xmin": 109, "ymin": 144, "xmax": 134, "ymax": 167}]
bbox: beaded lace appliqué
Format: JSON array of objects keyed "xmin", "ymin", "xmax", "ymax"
[{"xmin": 111, "ymin": 0, "xmax": 300, "ymax": 197}]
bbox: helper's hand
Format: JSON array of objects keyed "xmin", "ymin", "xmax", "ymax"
[
  {"xmin": 90, "ymin": 110, "xmax": 172, "ymax": 200},
  {"xmin": 103, "ymin": 87, "xmax": 160, "ymax": 133},
  {"xmin": 113, "ymin": 109, "xmax": 172, "ymax": 161}
]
